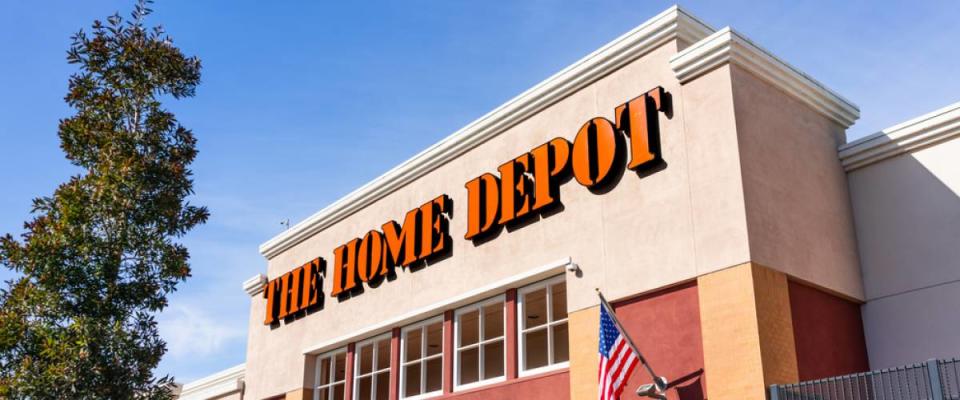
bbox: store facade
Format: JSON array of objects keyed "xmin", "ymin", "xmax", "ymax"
[{"xmin": 176, "ymin": 6, "xmax": 960, "ymax": 400}]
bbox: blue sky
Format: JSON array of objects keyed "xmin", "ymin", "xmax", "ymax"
[{"xmin": 1, "ymin": 0, "xmax": 958, "ymax": 383}]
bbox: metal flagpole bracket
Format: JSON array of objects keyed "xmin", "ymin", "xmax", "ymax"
[{"xmin": 595, "ymin": 288, "xmax": 670, "ymax": 399}]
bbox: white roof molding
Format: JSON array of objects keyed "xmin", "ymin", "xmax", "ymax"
[
  {"xmin": 243, "ymin": 273, "xmax": 267, "ymax": 297},
  {"xmin": 178, "ymin": 364, "xmax": 245, "ymax": 400},
  {"xmin": 258, "ymin": 6, "xmax": 715, "ymax": 259},
  {"xmin": 669, "ymin": 27, "xmax": 860, "ymax": 128},
  {"xmin": 839, "ymin": 101, "xmax": 960, "ymax": 171}
]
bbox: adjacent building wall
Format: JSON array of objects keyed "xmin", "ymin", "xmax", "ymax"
[{"xmin": 842, "ymin": 106, "xmax": 960, "ymax": 368}]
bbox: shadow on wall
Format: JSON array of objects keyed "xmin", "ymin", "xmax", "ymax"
[{"xmin": 847, "ymin": 136, "xmax": 960, "ymax": 370}]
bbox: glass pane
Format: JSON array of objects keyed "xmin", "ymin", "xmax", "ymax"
[
  {"xmin": 426, "ymin": 322, "xmax": 443, "ymax": 357},
  {"xmin": 376, "ymin": 339, "xmax": 391, "ymax": 371},
  {"xmin": 316, "ymin": 387, "xmax": 328, "ymax": 400},
  {"xmin": 458, "ymin": 347, "xmax": 479, "ymax": 385},
  {"xmin": 552, "ymin": 323, "xmax": 569, "ymax": 363},
  {"xmin": 459, "ymin": 309, "xmax": 479, "ymax": 347},
  {"xmin": 332, "ymin": 383, "xmax": 344, "ymax": 400},
  {"xmin": 358, "ymin": 376, "xmax": 371, "ymax": 400},
  {"xmin": 359, "ymin": 345, "xmax": 373, "ymax": 375},
  {"xmin": 482, "ymin": 341, "xmax": 504, "ymax": 379},
  {"xmin": 404, "ymin": 363, "xmax": 421, "ymax": 398},
  {"xmin": 523, "ymin": 288, "xmax": 547, "ymax": 329},
  {"xmin": 405, "ymin": 329, "xmax": 422, "ymax": 362},
  {"xmin": 551, "ymin": 282, "xmax": 567, "ymax": 321},
  {"xmin": 524, "ymin": 328, "xmax": 548, "ymax": 370},
  {"xmin": 334, "ymin": 353, "xmax": 346, "ymax": 382},
  {"xmin": 425, "ymin": 357, "xmax": 442, "ymax": 393},
  {"xmin": 319, "ymin": 357, "xmax": 331, "ymax": 385},
  {"xmin": 374, "ymin": 372, "xmax": 390, "ymax": 400},
  {"xmin": 482, "ymin": 303, "xmax": 503, "ymax": 340}
]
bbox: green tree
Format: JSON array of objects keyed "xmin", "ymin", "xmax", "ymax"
[{"xmin": 0, "ymin": 1, "xmax": 207, "ymax": 398}]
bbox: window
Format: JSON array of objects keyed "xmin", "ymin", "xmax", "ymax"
[
  {"xmin": 455, "ymin": 296, "xmax": 505, "ymax": 389},
  {"xmin": 518, "ymin": 277, "xmax": 569, "ymax": 375},
  {"xmin": 315, "ymin": 349, "xmax": 347, "ymax": 400},
  {"xmin": 401, "ymin": 317, "xmax": 443, "ymax": 399},
  {"xmin": 354, "ymin": 334, "xmax": 391, "ymax": 400}
]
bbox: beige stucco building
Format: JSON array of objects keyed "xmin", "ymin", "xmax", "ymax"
[{"xmin": 177, "ymin": 6, "xmax": 960, "ymax": 400}]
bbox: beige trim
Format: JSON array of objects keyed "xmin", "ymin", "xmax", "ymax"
[
  {"xmin": 243, "ymin": 274, "xmax": 267, "ymax": 297},
  {"xmin": 257, "ymin": 6, "xmax": 715, "ymax": 260},
  {"xmin": 178, "ymin": 363, "xmax": 245, "ymax": 400},
  {"xmin": 670, "ymin": 27, "xmax": 859, "ymax": 128},
  {"xmin": 839, "ymin": 101, "xmax": 960, "ymax": 171}
]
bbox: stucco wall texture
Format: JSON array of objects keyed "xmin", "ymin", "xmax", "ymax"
[
  {"xmin": 848, "ymin": 136, "xmax": 960, "ymax": 369},
  {"xmin": 242, "ymin": 11, "xmax": 866, "ymax": 400}
]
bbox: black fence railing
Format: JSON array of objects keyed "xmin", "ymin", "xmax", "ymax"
[{"xmin": 769, "ymin": 358, "xmax": 960, "ymax": 400}]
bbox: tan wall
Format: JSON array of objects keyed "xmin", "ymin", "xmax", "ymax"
[
  {"xmin": 848, "ymin": 136, "xmax": 960, "ymax": 368},
  {"xmin": 729, "ymin": 65, "xmax": 864, "ymax": 300}
]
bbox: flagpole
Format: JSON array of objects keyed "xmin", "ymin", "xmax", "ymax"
[{"xmin": 596, "ymin": 288, "xmax": 667, "ymax": 392}]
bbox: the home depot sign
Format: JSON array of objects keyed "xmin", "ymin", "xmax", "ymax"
[{"xmin": 263, "ymin": 87, "xmax": 668, "ymax": 325}]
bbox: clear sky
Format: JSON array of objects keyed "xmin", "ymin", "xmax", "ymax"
[{"xmin": 1, "ymin": 0, "xmax": 958, "ymax": 383}]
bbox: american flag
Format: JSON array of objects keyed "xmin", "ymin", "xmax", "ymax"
[{"xmin": 598, "ymin": 304, "xmax": 640, "ymax": 400}]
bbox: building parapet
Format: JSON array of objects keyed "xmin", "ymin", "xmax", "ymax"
[{"xmin": 839, "ymin": 101, "xmax": 960, "ymax": 171}]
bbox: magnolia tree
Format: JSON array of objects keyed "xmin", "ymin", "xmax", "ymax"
[{"xmin": 0, "ymin": 1, "xmax": 207, "ymax": 398}]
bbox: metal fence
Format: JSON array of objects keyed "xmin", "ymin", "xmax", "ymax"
[{"xmin": 769, "ymin": 358, "xmax": 960, "ymax": 400}]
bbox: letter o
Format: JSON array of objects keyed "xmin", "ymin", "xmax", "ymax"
[
  {"xmin": 572, "ymin": 117, "xmax": 620, "ymax": 188},
  {"xmin": 357, "ymin": 230, "xmax": 384, "ymax": 282}
]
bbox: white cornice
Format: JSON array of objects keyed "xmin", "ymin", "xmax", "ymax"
[
  {"xmin": 243, "ymin": 274, "xmax": 267, "ymax": 297},
  {"xmin": 302, "ymin": 257, "xmax": 572, "ymax": 355},
  {"xmin": 839, "ymin": 101, "xmax": 960, "ymax": 171},
  {"xmin": 178, "ymin": 364, "xmax": 244, "ymax": 400},
  {"xmin": 669, "ymin": 27, "xmax": 859, "ymax": 129},
  {"xmin": 258, "ymin": 6, "xmax": 715, "ymax": 259}
]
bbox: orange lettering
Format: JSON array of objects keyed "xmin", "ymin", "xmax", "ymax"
[
  {"xmin": 357, "ymin": 230, "xmax": 384, "ymax": 282},
  {"xmin": 571, "ymin": 117, "xmax": 622, "ymax": 189},
  {"xmin": 331, "ymin": 239, "xmax": 359, "ymax": 297},
  {"xmin": 383, "ymin": 208, "xmax": 420, "ymax": 268},
  {"xmin": 615, "ymin": 86, "xmax": 665, "ymax": 170},
  {"xmin": 497, "ymin": 153, "xmax": 534, "ymax": 224},
  {"xmin": 530, "ymin": 138, "xmax": 571, "ymax": 211},
  {"xmin": 464, "ymin": 173, "xmax": 501, "ymax": 240}
]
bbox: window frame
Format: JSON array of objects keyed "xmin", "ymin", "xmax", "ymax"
[
  {"xmin": 313, "ymin": 347, "xmax": 348, "ymax": 400},
  {"xmin": 517, "ymin": 275, "xmax": 569, "ymax": 377},
  {"xmin": 399, "ymin": 316, "xmax": 445, "ymax": 400},
  {"xmin": 453, "ymin": 295, "xmax": 507, "ymax": 391},
  {"xmin": 352, "ymin": 333, "xmax": 392, "ymax": 400}
]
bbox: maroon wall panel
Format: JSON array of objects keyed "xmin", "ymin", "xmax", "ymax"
[
  {"xmin": 440, "ymin": 370, "xmax": 570, "ymax": 400},
  {"xmin": 789, "ymin": 280, "xmax": 870, "ymax": 381},
  {"xmin": 614, "ymin": 281, "xmax": 706, "ymax": 400}
]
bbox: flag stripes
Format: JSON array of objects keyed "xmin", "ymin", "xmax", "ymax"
[{"xmin": 598, "ymin": 304, "xmax": 641, "ymax": 400}]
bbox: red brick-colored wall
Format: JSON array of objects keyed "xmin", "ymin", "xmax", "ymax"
[
  {"xmin": 788, "ymin": 280, "xmax": 869, "ymax": 381},
  {"xmin": 614, "ymin": 281, "xmax": 706, "ymax": 400},
  {"xmin": 439, "ymin": 370, "xmax": 570, "ymax": 400}
]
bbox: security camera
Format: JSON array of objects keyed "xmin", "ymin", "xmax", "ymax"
[{"xmin": 566, "ymin": 262, "xmax": 581, "ymax": 274}]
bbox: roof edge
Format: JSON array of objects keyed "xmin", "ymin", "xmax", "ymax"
[
  {"xmin": 839, "ymin": 101, "xmax": 960, "ymax": 171},
  {"xmin": 669, "ymin": 27, "xmax": 860, "ymax": 128},
  {"xmin": 258, "ymin": 5, "xmax": 715, "ymax": 260},
  {"xmin": 177, "ymin": 363, "xmax": 245, "ymax": 400}
]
